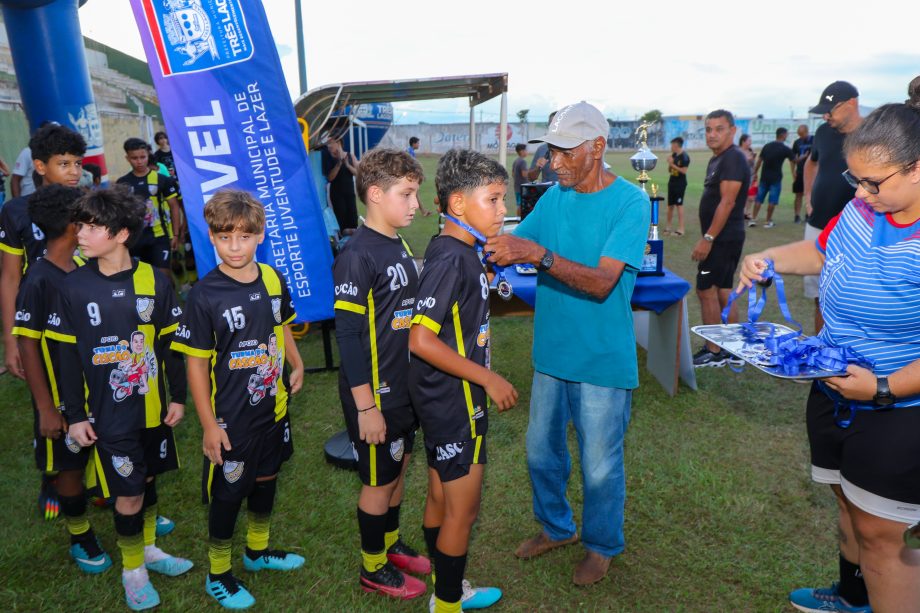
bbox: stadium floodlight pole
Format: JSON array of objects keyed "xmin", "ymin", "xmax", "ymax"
[
  {"xmin": 498, "ymin": 92, "xmax": 507, "ymax": 167},
  {"xmin": 295, "ymin": 0, "xmax": 307, "ymax": 94}
]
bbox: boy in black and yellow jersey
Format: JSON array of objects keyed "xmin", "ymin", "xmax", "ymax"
[
  {"xmin": 46, "ymin": 187, "xmax": 192, "ymax": 611},
  {"xmin": 171, "ymin": 189, "xmax": 304, "ymax": 610},
  {"xmin": 116, "ymin": 138, "xmax": 180, "ymax": 279},
  {"xmin": 12, "ymin": 185, "xmax": 111, "ymax": 573},
  {"xmin": 333, "ymin": 148, "xmax": 428, "ymax": 600},
  {"xmin": 408, "ymin": 149, "xmax": 518, "ymax": 613}
]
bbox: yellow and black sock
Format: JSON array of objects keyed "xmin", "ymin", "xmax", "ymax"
[
  {"xmin": 384, "ymin": 504, "xmax": 401, "ymax": 550},
  {"xmin": 60, "ymin": 494, "xmax": 91, "ymax": 541},
  {"xmin": 357, "ymin": 507, "xmax": 388, "ymax": 573},
  {"xmin": 142, "ymin": 480, "xmax": 158, "ymax": 547},
  {"xmin": 433, "ymin": 547, "xmax": 466, "ymax": 610},
  {"xmin": 245, "ymin": 479, "xmax": 276, "ymax": 555},
  {"xmin": 208, "ymin": 497, "xmax": 242, "ymax": 576},
  {"xmin": 114, "ymin": 509, "xmax": 145, "ymax": 571}
]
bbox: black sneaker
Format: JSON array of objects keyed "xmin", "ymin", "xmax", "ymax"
[
  {"xmin": 794, "ymin": 215, "xmax": 802, "ymax": 224},
  {"xmin": 693, "ymin": 348, "xmax": 729, "ymax": 368}
]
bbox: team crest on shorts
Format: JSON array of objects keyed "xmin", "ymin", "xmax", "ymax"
[
  {"xmin": 390, "ymin": 438, "xmax": 405, "ymax": 462},
  {"xmin": 112, "ymin": 455, "xmax": 134, "ymax": 477},
  {"xmin": 64, "ymin": 432, "xmax": 81, "ymax": 454},
  {"xmin": 271, "ymin": 298, "xmax": 282, "ymax": 324},
  {"xmin": 136, "ymin": 297, "xmax": 155, "ymax": 323},
  {"xmin": 223, "ymin": 461, "xmax": 244, "ymax": 483}
]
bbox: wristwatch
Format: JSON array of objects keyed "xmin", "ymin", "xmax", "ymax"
[
  {"xmin": 874, "ymin": 376, "xmax": 896, "ymax": 407},
  {"xmin": 537, "ymin": 249, "xmax": 554, "ymax": 271},
  {"xmin": 703, "ymin": 233, "xmax": 715, "ymax": 243}
]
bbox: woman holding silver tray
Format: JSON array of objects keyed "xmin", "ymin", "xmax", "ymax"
[{"xmin": 737, "ymin": 79, "xmax": 920, "ymax": 612}]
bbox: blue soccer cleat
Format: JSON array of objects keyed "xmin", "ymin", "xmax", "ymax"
[
  {"xmin": 69, "ymin": 537, "xmax": 113, "ymax": 574},
  {"xmin": 146, "ymin": 555, "xmax": 194, "ymax": 577},
  {"xmin": 243, "ymin": 548, "xmax": 305, "ymax": 572},
  {"xmin": 789, "ymin": 583, "xmax": 872, "ymax": 612},
  {"xmin": 428, "ymin": 580, "xmax": 503, "ymax": 612},
  {"xmin": 123, "ymin": 575, "xmax": 160, "ymax": 611},
  {"xmin": 154, "ymin": 515, "xmax": 175, "ymax": 538},
  {"xmin": 206, "ymin": 573, "xmax": 255, "ymax": 610}
]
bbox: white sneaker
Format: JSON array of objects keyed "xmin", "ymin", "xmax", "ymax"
[
  {"xmin": 747, "ymin": 220, "xmax": 757, "ymax": 227},
  {"xmin": 764, "ymin": 221, "xmax": 776, "ymax": 228}
]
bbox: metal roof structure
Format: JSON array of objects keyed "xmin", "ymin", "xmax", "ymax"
[{"xmin": 293, "ymin": 72, "xmax": 509, "ymax": 162}]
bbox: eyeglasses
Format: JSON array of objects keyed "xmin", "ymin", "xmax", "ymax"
[{"xmin": 841, "ymin": 163, "xmax": 916, "ymax": 195}]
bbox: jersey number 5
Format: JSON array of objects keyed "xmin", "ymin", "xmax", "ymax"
[{"xmin": 222, "ymin": 306, "xmax": 246, "ymax": 330}]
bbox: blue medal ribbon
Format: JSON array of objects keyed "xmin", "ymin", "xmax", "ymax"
[
  {"xmin": 720, "ymin": 260, "xmax": 875, "ymax": 426},
  {"xmin": 442, "ymin": 214, "xmax": 513, "ymax": 300}
]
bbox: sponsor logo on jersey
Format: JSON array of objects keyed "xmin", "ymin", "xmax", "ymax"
[
  {"xmin": 249, "ymin": 292, "xmax": 261, "ymax": 301},
  {"xmin": 391, "ymin": 308, "xmax": 412, "ymax": 331},
  {"xmin": 390, "ymin": 438, "xmax": 405, "ymax": 462},
  {"xmin": 472, "ymin": 405, "xmax": 484, "ymax": 420},
  {"xmin": 400, "ymin": 297, "xmax": 415, "ymax": 307},
  {"xmin": 64, "ymin": 432, "xmax": 81, "ymax": 454},
  {"xmin": 112, "ymin": 455, "xmax": 134, "ymax": 478},
  {"xmin": 229, "ymin": 344, "xmax": 268, "ymax": 370},
  {"xmin": 435, "ymin": 442, "xmax": 464, "ymax": 462},
  {"xmin": 136, "ymin": 297, "xmax": 155, "ymax": 323},
  {"xmin": 112, "ymin": 289, "xmax": 126, "ymax": 298},
  {"xmin": 477, "ymin": 323, "xmax": 490, "ymax": 348},
  {"xmin": 335, "ymin": 282, "xmax": 358, "ymax": 297},
  {"xmin": 376, "ymin": 382, "xmax": 391, "ymax": 395},
  {"xmin": 416, "ymin": 296, "xmax": 436, "ymax": 310},
  {"xmin": 271, "ymin": 298, "xmax": 282, "ymax": 323},
  {"xmin": 92, "ymin": 340, "xmax": 131, "ymax": 365},
  {"xmin": 223, "ymin": 460, "xmax": 244, "ymax": 483}
]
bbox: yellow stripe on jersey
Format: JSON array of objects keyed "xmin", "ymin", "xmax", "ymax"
[
  {"xmin": 11, "ymin": 326, "xmax": 41, "ymax": 339},
  {"xmin": 473, "ymin": 435, "xmax": 483, "ymax": 463},
  {"xmin": 0, "ymin": 242, "xmax": 24, "ymax": 255},
  {"xmin": 451, "ymin": 302, "xmax": 476, "ymax": 438},
  {"xmin": 369, "ymin": 444, "xmax": 377, "ymax": 487},
  {"xmin": 259, "ymin": 264, "xmax": 289, "ymax": 422},
  {"xmin": 93, "ymin": 447, "xmax": 111, "ymax": 499},
  {"xmin": 41, "ymin": 335, "xmax": 61, "ymax": 408},
  {"xmin": 399, "ymin": 236, "xmax": 414, "ymax": 257},
  {"xmin": 133, "ymin": 263, "xmax": 161, "ymax": 428},
  {"xmin": 367, "ymin": 290, "xmax": 381, "ymax": 408},
  {"xmin": 159, "ymin": 322, "xmax": 178, "ymax": 338},
  {"xmin": 334, "ymin": 300, "xmax": 367, "ymax": 315},
  {"xmin": 170, "ymin": 341, "xmax": 212, "ymax": 359},
  {"xmin": 411, "ymin": 314, "xmax": 442, "ymax": 335},
  {"xmin": 45, "ymin": 438, "xmax": 53, "ymax": 473},
  {"xmin": 45, "ymin": 329, "xmax": 76, "ymax": 344},
  {"xmin": 206, "ymin": 462, "xmax": 216, "ymax": 502}
]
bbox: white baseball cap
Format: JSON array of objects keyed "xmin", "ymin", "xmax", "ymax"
[{"xmin": 529, "ymin": 101, "xmax": 608, "ymax": 149}]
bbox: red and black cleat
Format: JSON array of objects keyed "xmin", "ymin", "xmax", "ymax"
[
  {"xmin": 360, "ymin": 560, "xmax": 426, "ymax": 599},
  {"xmin": 386, "ymin": 539, "xmax": 432, "ymax": 575}
]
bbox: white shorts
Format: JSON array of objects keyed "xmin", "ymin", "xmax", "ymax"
[
  {"xmin": 803, "ymin": 223, "xmax": 822, "ymax": 299},
  {"xmin": 811, "ymin": 467, "xmax": 920, "ymax": 525}
]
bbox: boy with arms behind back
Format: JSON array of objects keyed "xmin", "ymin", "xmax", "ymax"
[
  {"xmin": 333, "ymin": 148, "xmax": 428, "ymax": 600},
  {"xmin": 409, "ymin": 149, "xmax": 518, "ymax": 613},
  {"xmin": 171, "ymin": 189, "xmax": 305, "ymax": 610},
  {"xmin": 13, "ymin": 185, "xmax": 111, "ymax": 572},
  {"xmin": 47, "ymin": 187, "xmax": 192, "ymax": 610}
]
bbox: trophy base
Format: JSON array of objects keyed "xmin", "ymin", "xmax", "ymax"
[{"xmin": 638, "ymin": 239, "xmax": 664, "ymax": 276}]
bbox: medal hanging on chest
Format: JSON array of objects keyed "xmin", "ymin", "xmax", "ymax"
[{"xmin": 442, "ymin": 214, "xmax": 513, "ymax": 301}]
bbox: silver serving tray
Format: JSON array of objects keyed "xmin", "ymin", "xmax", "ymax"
[{"xmin": 692, "ymin": 323, "xmax": 849, "ymax": 380}]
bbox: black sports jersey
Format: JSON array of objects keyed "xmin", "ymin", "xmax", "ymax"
[
  {"xmin": 0, "ymin": 195, "xmax": 46, "ymax": 267},
  {"xmin": 171, "ymin": 264, "xmax": 296, "ymax": 445},
  {"xmin": 668, "ymin": 151, "xmax": 690, "ymax": 186},
  {"xmin": 409, "ymin": 235, "xmax": 491, "ymax": 444},
  {"xmin": 333, "ymin": 225, "xmax": 419, "ymax": 409},
  {"xmin": 12, "ymin": 258, "xmax": 74, "ymax": 408},
  {"xmin": 116, "ymin": 170, "xmax": 178, "ymax": 239},
  {"xmin": 47, "ymin": 260, "xmax": 185, "ymax": 438}
]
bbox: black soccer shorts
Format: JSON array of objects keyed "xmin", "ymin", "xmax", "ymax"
[
  {"xmin": 424, "ymin": 435, "xmax": 487, "ymax": 483},
  {"xmin": 202, "ymin": 416, "xmax": 293, "ymax": 504},
  {"xmin": 90, "ymin": 425, "xmax": 178, "ymax": 498}
]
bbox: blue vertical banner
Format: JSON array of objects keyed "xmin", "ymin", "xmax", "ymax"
[{"xmin": 128, "ymin": 0, "xmax": 333, "ymax": 322}]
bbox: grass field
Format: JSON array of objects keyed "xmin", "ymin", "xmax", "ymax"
[{"xmin": 0, "ymin": 149, "xmax": 836, "ymax": 612}]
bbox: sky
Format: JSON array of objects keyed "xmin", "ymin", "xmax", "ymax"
[{"xmin": 78, "ymin": 0, "xmax": 920, "ymax": 125}]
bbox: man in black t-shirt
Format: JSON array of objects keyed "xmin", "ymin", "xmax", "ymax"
[
  {"xmin": 749, "ymin": 128, "xmax": 795, "ymax": 228},
  {"xmin": 801, "ymin": 81, "xmax": 861, "ymax": 334},
  {"xmin": 692, "ymin": 110, "xmax": 750, "ymax": 368},
  {"xmin": 322, "ymin": 138, "xmax": 359, "ymax": 234},
  {"xmin": 666, "ymin": 137, "xmax": 690, "ymax": 235},
  {"xmin": 791, "ymin": 124, "xmax": 813, "ymax": 223}
]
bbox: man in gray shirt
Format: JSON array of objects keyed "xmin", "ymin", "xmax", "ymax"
[{"xmin": 527, "ymin": 112, "xmax": 560, "ymax": 183}]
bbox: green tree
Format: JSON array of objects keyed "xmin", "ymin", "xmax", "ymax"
[
  {"xmin": 516, "ymin": 109, "xmax": 529, "ymax": 124},
  {"xmin": 641, "ymin": 109, "xmax": 663, "ymax": 124}
]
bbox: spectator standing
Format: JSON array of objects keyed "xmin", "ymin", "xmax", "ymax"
[
  {"xmin": 11, "ymin": 145, "xmax": 35, "ymax": 198},
  {"xmin": 322, "ymin": 137, "xmax": 360, "ymax": 234},
  {"xmin": 692, "ymin": 110, "xmax": 751, "ymax": 368},
  {"xmin": 526, "ymin": 112, "xmax": 560, "ymax": 183},
  {"xmin": 665, "ymin": 137, "xmax": 690, "ymax": 236},
  {"xmin": 511, "ymin": 143, "xmax": 529, "ymax": 214},
  {"xmin": 791, "ymin": 124, "xmax": 813, "ymax": 223},
  {"xmin": 749, "ymin": 127, "xmax": 796, "ymax": 228}
]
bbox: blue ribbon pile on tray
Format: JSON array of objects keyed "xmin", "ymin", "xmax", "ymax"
[{"xmin": 720, "ymin": 260, "xmax": 873, "ymax": 377}]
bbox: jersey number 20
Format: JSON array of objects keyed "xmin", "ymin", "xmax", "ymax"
[{"xmin": 387, "ymin": 263, "xmax": 409, "ymax": 291}]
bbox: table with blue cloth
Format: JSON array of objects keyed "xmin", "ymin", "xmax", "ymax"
[{"xmin": 491, "ymin": 266, "xmax": 697, "ymax": 396}]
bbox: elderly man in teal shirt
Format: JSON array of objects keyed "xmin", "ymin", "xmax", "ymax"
[{"xmin": 485, "ymin": 101, "xmax": 648, "ymax": 586}]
